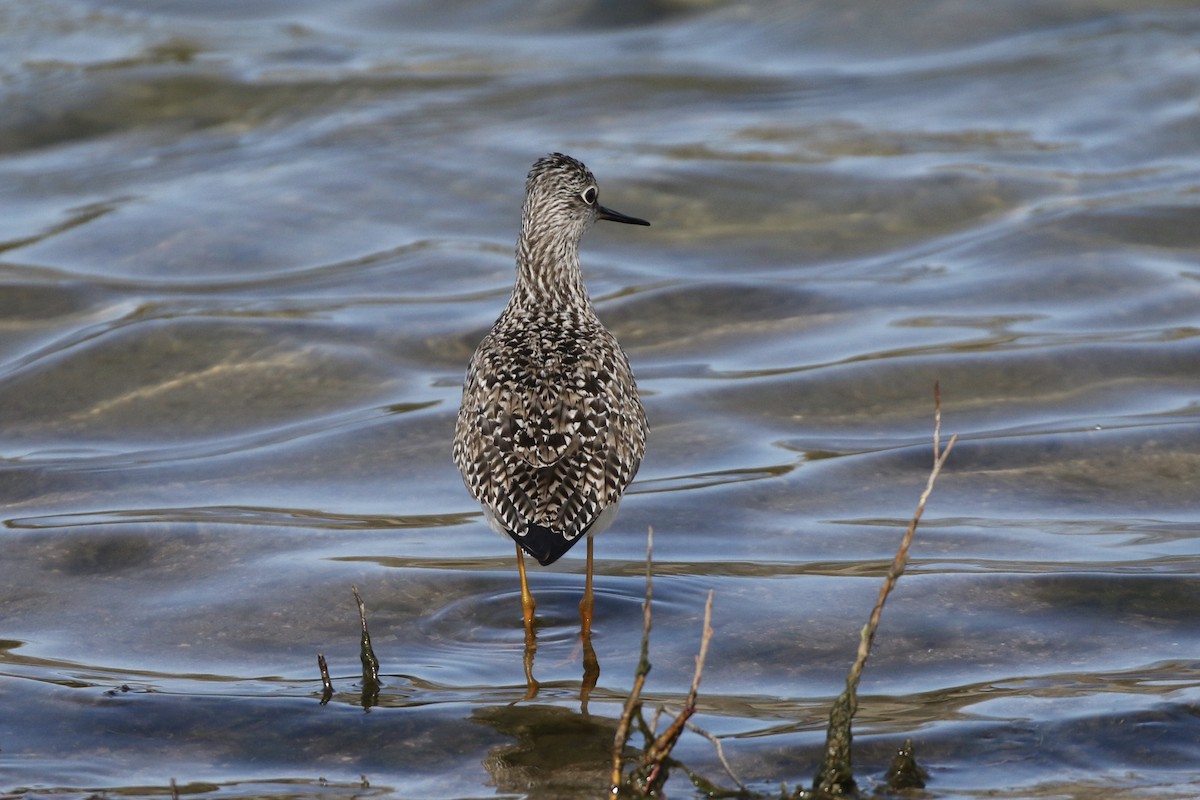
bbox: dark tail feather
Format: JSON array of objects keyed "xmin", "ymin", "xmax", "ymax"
[{"xmin": 515, "ymin": 523, "xmax": 581, "ymax": 566}]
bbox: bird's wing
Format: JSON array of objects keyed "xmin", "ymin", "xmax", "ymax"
[{"xmin": 454, "ymin": 324, "xmax": 646, "ymax": 543}]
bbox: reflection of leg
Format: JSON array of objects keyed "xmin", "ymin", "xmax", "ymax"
[
  {"xmin": 522, "ymin": 619, "xmax": 540, "ymax": 699},
  {"xmin": 580, "ymin": 615, "xmax": 599, "ymax": 712},
  {"xmin": 516, "ymin": 544, "xmax": 539, "ymax": 698},
  {"xmin": 579, "ymin": 537, "xmax": 599, "ymax": 711},
  {"xmin": 579, "ymin": 537, "xmax": 595, "ymax": 632}
]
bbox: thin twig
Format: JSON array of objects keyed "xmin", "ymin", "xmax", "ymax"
[
  {"xmin": 686, "ymin": 718, "xmax": 745, "ymax": 790},
  {"xmin": 648, "ymin": 705, "xmax": 664, "ymax": 740},
  {"xmin": 611, "ymin": 527, "xmax": 655, "ymax": 790},
  {"xmin": 352, "ymin": 585, "xmax": 381, "ymax": 708},
  {"xmin": 815, "ymin": 387, "xmax": 956, "ymax": 795},
  {"xmin": 317, "ymin": 652, "xmax": 333, "ymax": 705},
  {"xmin": 635, "ymin": 590, "xmax": 715, "ymax": 796},
  {"xmin": 353, "ymin": 586, "xmax": 380, "ymax": 682},
  {"xmin": 644, "ymin": 591, "xmax": 714, "ymax": 765},
  {"xmin": 854, "ymin": 435, "xmax": 956, "ymax": 695},
  {"xmin": 934, "ymin": 381, "xmax": 941, "ymax": 456}
]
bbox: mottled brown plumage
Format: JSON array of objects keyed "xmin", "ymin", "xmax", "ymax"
[{"xmin": 454, "ymin": 153, "xmax": 649, "ymax": 568}]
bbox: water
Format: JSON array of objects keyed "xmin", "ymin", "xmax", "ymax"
[{"xmin": 3, "ymin": 1, "xmax": 1200, "ymax": 797}]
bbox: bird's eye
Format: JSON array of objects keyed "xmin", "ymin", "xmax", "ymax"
[{"xmin": 581, "ymin": 186, "xmax": 598, "ymax": 205}]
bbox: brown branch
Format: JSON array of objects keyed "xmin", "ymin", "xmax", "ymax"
[
  {"xmin": 611, "ymin": 527, "xmax": 655, "ymax": 791},
  {"xmin": 638, "ymin": 591, "xmax": 715, "ymax": 795},
  {"xmin": 684, "ymin": 719, "xmax": 745, "ymax": 792},
  {"xmin": 644, "ymin": 591, "xmax": 713, "ymax": 762},
  {"xmin": 814, "ymin": 385, "xmax": 955, "ymax": 795},
  {"xmin": 353, "ymin": 585, "xmax": 381, "ymax": 709},
  {"xmin": 318, "ymin": 652, "xmax": 333, "ymax": 705}
]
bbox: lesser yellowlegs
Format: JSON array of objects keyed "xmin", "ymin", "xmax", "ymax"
[{"xmin": 454, "ymin": 152, "xmax": 649, "ymax": 637}]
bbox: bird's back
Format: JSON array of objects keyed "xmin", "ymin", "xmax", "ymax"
[{"xmin": 454, "ymin": 303, "xmax": 647, "ymax": 565}]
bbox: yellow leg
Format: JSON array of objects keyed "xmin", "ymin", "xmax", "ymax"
[
  {"xmin": 516, "ymin": 543, "xmax": 539, "ymax": 698},
  {"xmin": 579, "ymin": 537, "xmax": 599, "ymax": 710},
  {"xmin": 516, "ymin": 543, "xmax": 537, "ymax": 634},
  {"xmin": 579, "ymin": 537, "xmax": 595, "ymax": 633}
]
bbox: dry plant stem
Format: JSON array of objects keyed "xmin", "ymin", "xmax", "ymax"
[
  {"xmin": 317, "ymin": 652, "xmax": 333, "ymax": 704},
  {"xmin": 933, "ymin": 382, "xmax": 942, "ymax": 456},
  {"xmin": 639, "ymin": 591, "xmax": 715, "ymax": 794},
  {"xmin": 852, "ymin": 434, "xmax": 957, "ymax": 707},
  {"xmin": 611, "ymin": 527, "xmax": 655, "ymax": 791},
  {"xmin": 644, "ymin": 590, "xmax": 714, "ymax": 767},
  {"xmin": 814, "ymin": 390, "xmax": 957, "ymax": 796},
  {"xmin": 352, "ymin": 585, "xmax": 381, "ymax": 694},
  {"xmin": 647, "ymin": 706, "xmax": 664, "ymax": 740},
  {"xmin": 684, "ymin": 720, "xmax": 745, "ymax": 792}
]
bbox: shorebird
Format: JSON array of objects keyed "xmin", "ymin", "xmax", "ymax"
[{"xmin": 454, "ymin": 153, "xmax": 649, "ymax": 637}]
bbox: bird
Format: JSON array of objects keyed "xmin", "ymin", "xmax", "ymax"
[{"xmin": 453, "ymin": 152, "xmax": 650, "ymax": 638}]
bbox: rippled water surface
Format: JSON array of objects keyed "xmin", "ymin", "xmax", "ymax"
[{"xmin": 3, "ymin": 1, "xmax": 1200, "ymax": 798}]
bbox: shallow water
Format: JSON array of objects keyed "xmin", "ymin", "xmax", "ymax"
[{"xmin": 3, "ymin": 1, "xmax": 1200, "ymax": 798}]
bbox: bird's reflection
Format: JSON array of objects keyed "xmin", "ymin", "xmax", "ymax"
[{"xmin": 473, "ymin": 702, "xmax": 630, "ymax": 798}]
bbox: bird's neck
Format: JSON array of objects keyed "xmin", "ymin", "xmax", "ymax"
[{"xmin": 513, "ymin": 227, "xmax": 591, "ymax": 309}]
